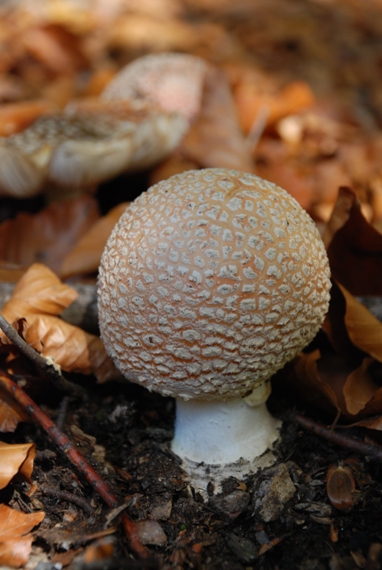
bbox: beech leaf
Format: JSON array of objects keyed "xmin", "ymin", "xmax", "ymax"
[
  {"xmin": 293, "ymin": 350, "xmax": 341, "ymax": 415},
  {"xmin": 60, "ymin": 202, "xmax": 129, "ymax": 279},
  {"xmin": 0, "ymin": 504, "xmax": 44, "ymax": 568},
  {"xmin": 182, "ymin": 67, "xmax": 254, "ymax": 171},
  {"xmin": 0, "ymin": 441, "xmax": 35, "ymax": 489},
  {"xmin": 323, "ymin": 186, "xmax": 382, "ymax": 295},
  {"xmin": 0, "ymin": 386, "xmax": 29, "ymax": 433},
  {"xmin": 0, "ymin": 264, "xmax": 119, "ymax": 382},
  {"xmin": 0, "ymin": 195, "xmax": 100, "ymax": 274},
  {"xmin": 343, "ymin": 358, "xmax": 379, "ymax": 416},
  {"xmin": 338, "ymin": 282, "xmax": 382, "ymax": 363}
]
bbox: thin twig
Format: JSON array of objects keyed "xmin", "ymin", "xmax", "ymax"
[
  {"xmin": 0, "ymin": 371, "xmax": 149, "ymax": 559},
  {"xmin": 0, "ymin": 313, "xmax": 86, "ymax": 398},
  {"xmin": 39, "ymin": 485, "xmax": 94, "ymax": 515},
  {"xmin": 292, "ymin": 411, "xmax": 382, "ymax": 461}
]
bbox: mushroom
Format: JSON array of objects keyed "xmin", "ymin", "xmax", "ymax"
[
  {"xmin": 0, "ymin": 99, "xmax": 188, "ymax": 199},
  {"xmin": 97, "ymin": 168, "xmax": 331, "ymax": 491},
  {"xmin": 101, "ymin": 52, "xmax": 208, "ymax": 123}
]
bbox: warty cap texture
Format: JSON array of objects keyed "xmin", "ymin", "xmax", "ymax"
[{"xmin": 98, "ymin": 168, "xmax": 331, "ymax": 400}]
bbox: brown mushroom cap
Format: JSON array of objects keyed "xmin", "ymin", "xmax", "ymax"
[
  {"xmin": 98, "ymin": 168, "xmax": 331, "ymax": 400},
  {"xmin": 0, "ymin": 100, "xmax": 187, "ymax": 198}
]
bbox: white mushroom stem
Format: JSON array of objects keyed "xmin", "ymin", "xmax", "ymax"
[{"xmin": 171, "ymin": 396, "xmax": 281, "ymax": 482}]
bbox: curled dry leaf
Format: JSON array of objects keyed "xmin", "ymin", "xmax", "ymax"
[
  {"xmin": 24, "ymin": 315, "xmax": 118, "ymax": 382},
  {"xmin": 177, "ymin": 67, "xmax": 254, "ymax": 172},
  {"xmin": 0, "ymin": 263, "xmax": 78, "ymax": 325},
  {"xmin": 289, "ymin": 280, "xmax": 382, "ymax": 422},
  {"xmin": 0, "ymin": 440, "xmax": 36, "ymax": 489},
  {"xmin": 60, "ymin": 202, "xmax": 129, "ymax": 279},
  {"xmin": 0, "ymin": 264, "xmax": 119, "ymax": 382},
  {"xmin": 0, "ymin": 195, "xmax": 100, "ymax": 274},
  {"xmin": 343, "ymin": 358, "xmax": 379, "ymax": 417},
  {"xmin": 0, "ymin": 504, "xmax": 44, "ymax": 568},
  {"xmin": 0, "ymin": 386, "xmax": 29, "ymax": 433},
  {"xmin": 337, "ymin": 283, "xmax": 382, "ymax": 363},
  {"xmin": 292, "ymin": 350, "xmax": 342, "ymax": 417},
  {"xmin": 323, "ymin": 187, "xmax": 382, "ymax": 295}
]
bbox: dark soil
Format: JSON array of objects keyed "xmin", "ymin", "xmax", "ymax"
[{"xmin": 5, "ymin": 376, "xmax": 382, "ymax": 570}]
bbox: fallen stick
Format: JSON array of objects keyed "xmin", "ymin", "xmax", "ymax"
[
  {"xmin": 0, "ymin": 370, "xmax": 150, "ymax": 559},
  {"xmin": 292, "ymin": 411, "xmax": 382, "ymax": 461}
]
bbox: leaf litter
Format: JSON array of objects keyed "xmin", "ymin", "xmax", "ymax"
[{"xmin": 1, "ymin": 0, "xmax": 382, "ymax": 568}]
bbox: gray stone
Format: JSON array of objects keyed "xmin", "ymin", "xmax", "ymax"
[
  {"xmin": 254, "ymin": 463, "xmax": 296, "ymax": 522},
  {"xmin": 226, "ymin": 533, "xmax": 258, "ymax": 563}
]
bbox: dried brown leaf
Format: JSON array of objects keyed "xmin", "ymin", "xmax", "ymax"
[
  {"xmin": 0, "ymin": 504, "xmax": 44, "ymax": 568},
  {"xmin": 0, "ymin": 441, "xmax": 35, "ymax": 489},
  {"xmin": 343, "ymin": 358, "xmax": 379, "ymax": 416},
  {"xmin": 24, "ymin": 315, "xmax": 118, "ymax": 382},
  {"xmin": 1, "ymin": 263, "xmax": 78, "ymax": 325},
  {"xmin": 0, "ymin": 387, "xmax": 29, "ymax": 433},
  {"xmin": 22, "ymin": 24, "xmax": 88, "ymax": 75},
  {"xmin": 338, "ymin": 282, "xmax": 382, "ymax": 363},
  {"xmin": 181, "ymin": 67, "xmax": 254, "ymax": 171},
  {"xmin": 235, "ymin": 79, "xmax": 315, "ymax": 133},
  {"xmin": 1, "ymin": 264, "xmax": 119, "ymax": 382},
  {"xmin": 353, "ymin": 415, "xmax": 382, "ymax": 431},
  {"xmin": 293, "ymin": 350, "xmax": 342, "ymax": 415},
  {"xmin": 0, "ymin": 196, "xmax": 100, "ymax": 274},
  {"xmin": 60, "ymin": 202, "xmax": 129, "ymax": 279},
  {"xmin": 323, "ymin": 187, "xmax": 382, "ymax": 295}
]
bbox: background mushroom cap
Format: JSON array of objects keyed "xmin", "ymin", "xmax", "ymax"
[
  {"xmin": 0, "ymin": 100, "xmax": 188, "ymax": 197},
  {"xmin": 101, "ymin": 52, "xmax": 208, "ymax": 123},
  {"xmin": 98, "ymin": 168, "xmax": 331, "ymax": 400}
]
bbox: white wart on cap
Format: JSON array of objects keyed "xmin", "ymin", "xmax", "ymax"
[{"xmin": 98, "ymin": 168, "xmax": 331, "ymax": 489}]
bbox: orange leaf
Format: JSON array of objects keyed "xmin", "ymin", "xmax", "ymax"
[
  {"xmin": 0, "ymin": 504, "xmax": 44, "ymax": 568},
  {"xmin": 60, "ymin": 202, "xmax": 129, "ymax": 279},
  {"xmin": 0, "ymin": 441, "xmax": 35, "ymax": 490},
  {"xmin": 235, "ymin": 79, "xmax": 315, "ymax": 133}
]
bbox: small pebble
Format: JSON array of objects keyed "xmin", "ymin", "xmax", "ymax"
[{"xmin": 136, "ymin": 520, "xmax": 167, "ymax": 546}]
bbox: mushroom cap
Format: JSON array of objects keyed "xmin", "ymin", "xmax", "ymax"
[
  {"xmin": 101, "ymin": 52, "xmax": 208, "ymax": 123},
  {"xmin": 0, "ymin": 100, "xmax": 188, "ymax": 197},
  {"xmin": 98, "ymin": 168, "xmax": 331, "ymax": 401}
]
